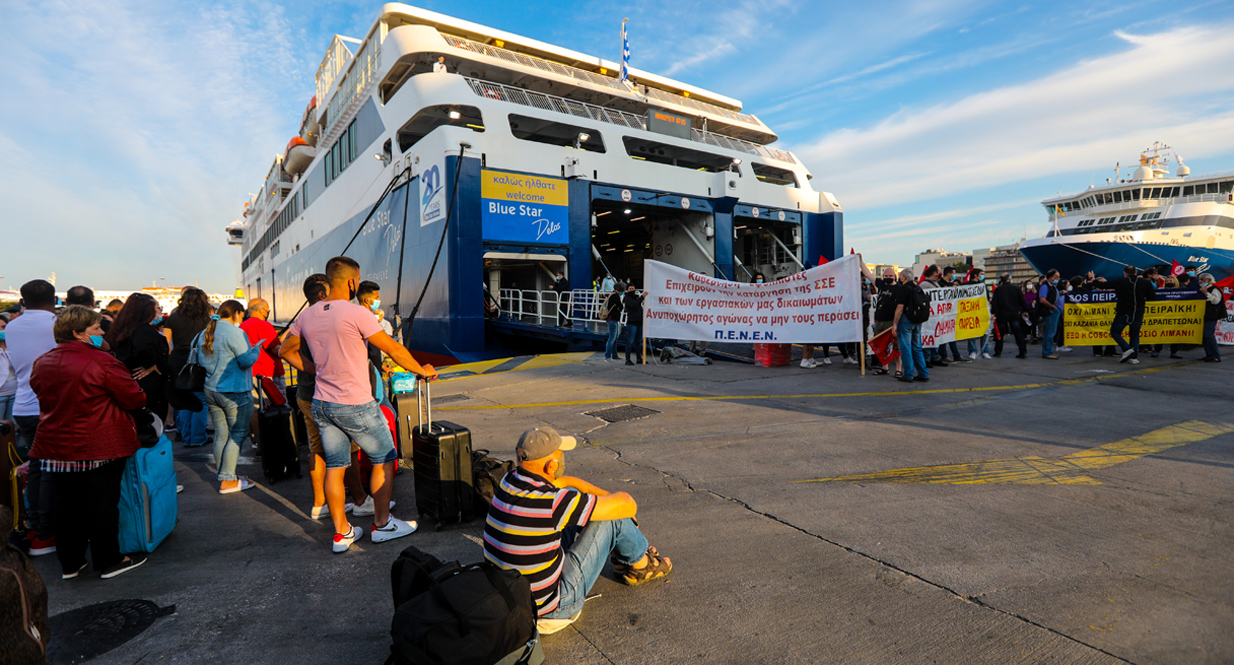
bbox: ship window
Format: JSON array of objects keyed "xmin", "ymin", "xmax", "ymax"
[
  {"xmin": 507, "ymin": 114, "xmax": 605, "ymax": 153},
  {"xmin": 1221, "ymin": 181, "xmax": 1234, "ymax": 193},
  {"xmin": 1130, "ymin": 189, "xmax": 1140, "ymax": 200},
  {"xmin": 1207, "ymin": 182, "xmax": 1219, "ymax": 194},
  {"xmin": 397, "ymin": 105, "xmax": 485, "ymax": 153},
  {"xmin": 752, "ymin": 163, "xmax": 798, "ymax": 187},
  {"xmin": 1183, "ymin": 185, "xmax": 1194, "ymax": 196},
  {"xmin": 621, "ymin": 136, "xmax": 734, "ymax": 172},
  {"xmin": 1150, "ymin": 187, "xmax": 1161, "ymax": 198}
]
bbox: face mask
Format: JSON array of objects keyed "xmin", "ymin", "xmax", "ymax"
[
  {"xmin": 0, "ymin": 332, "xmax": 5, "ymax": 342},
  {"xmin": 151, "ymin": 315, "xmax": 163, "ymax": 326},
  {"xmin": 370, "ymin": 299, "xmax": 381, "ymax": 313},
  {"xmin": 755, "ymin": 278, "xmax": 764, "ymax": 283},
  {"xmin": 1051, "ymin": 279, "xmax": 1058, "ymax": 285},
  {"xmin": 1186, "ymin": 271, "xmax": 1195, "ymax": 277},
  {"xmin": 87, "ymin": 335, "xmax": 104, "ymax": 348}
]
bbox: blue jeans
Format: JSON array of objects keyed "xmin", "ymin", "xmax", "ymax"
[
  {"xmin": 311, "ymin": 399, "xmax": 397, "ymax": 469},
  {"xmin": 897, "ymin": 320, "xmax": 927, "ymax": 379},
  {"xmin": 542, "ymin": 518, "xmax": 649, "ymax": 620},
  {"xmin": 205, "ymin": 390, "xmax": 252, "ymax": 482},
  {"xmin": 605, "ymin": 322, "xmax": 621, "ymax": 359},
  {"xmin": 1202, "ymin": 320, "xmax": 1220, "ymax": 359},
  {"xmin": 0, "ymin": 394, "xmax": 13, "ymax": 421},
  {"xmin": 1041, "ymin": 310, "xmax": 1061, "ymax": 356},
  {"xmin": 623, "ymin": 324, "xmax": 641, "ymax": 361},
  {"xmin": 176, "ymin": 392, "xmax": 209, "ymax": 447},
  {"xmin": 1109, "ymin": 312, "xmax": 1142, "ymax": 356}
]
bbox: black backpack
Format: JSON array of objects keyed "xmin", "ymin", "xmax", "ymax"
[
  {"xmin": 906, "ymin": 283, "xmax": 932, "ymax": 324},
  {"xmin": 471, "ymin": 450, "xmax": 514, "ymax": 508},
  {"xmin": 388, "ymin": 545, "xmax": 542, "ymax": 665}
]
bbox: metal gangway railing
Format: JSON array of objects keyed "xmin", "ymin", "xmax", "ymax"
[{"xmin": 497, "ymin": 289, "xmax": 642, "ymax": 333}]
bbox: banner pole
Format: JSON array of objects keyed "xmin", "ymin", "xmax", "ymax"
[
  {"xmin": 642, "ymin": 335, "xmax": 646, "ymax": 365},
  {"xmin": 860, "ymin": 339, "xmax": 866, "ymax": 376}
]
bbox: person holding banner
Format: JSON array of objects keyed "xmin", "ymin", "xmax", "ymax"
[
  {"xmin": 1093, "ymin": 265, "xmax": 1154, "ymax": 364},
  {"xmin": 1037, "ymin": 270, "xmax": 1064, "ymax": 359},
  {"xmin": 621, "ymin": 284, "xmax": 645, "ymax": 365},
  {"xmin": 1199, "ymin": 273, "xmax": 1224, "ymax": 362},
  {"xmin": 872, "ymin": 269, "xmax": 903, "ymax": 377}
]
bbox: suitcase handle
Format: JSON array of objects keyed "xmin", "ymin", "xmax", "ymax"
[{"xmin": 417, "ymin": 377, "xmax": 431, "ymax": 429}]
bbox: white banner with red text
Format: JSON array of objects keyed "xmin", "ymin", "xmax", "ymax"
[
  {"xmin": 642, "ymin": 257, "xmax": 863, "ymax": 343},
  {"xmin": 1217, "ymin": 278, "xmax": 1234, "ymax": 345}
]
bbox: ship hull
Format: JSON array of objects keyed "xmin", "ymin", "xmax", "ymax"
[{"xmin": 1018, "ymin": 240, "xmax": 1234, "ymax": 281}]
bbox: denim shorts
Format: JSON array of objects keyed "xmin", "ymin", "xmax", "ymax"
[{"xmin": 310, "ymin": 399, "xmax": 397, "ymax": 469}]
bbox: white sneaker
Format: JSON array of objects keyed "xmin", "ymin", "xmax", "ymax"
[
  {"xmin": 332, "ymin": 525, "xmax": 363, "ymax": 553},
  {"xmin": 969, "ymin": 352, "xmax": 978, "ymax": 360},
  {"xmin": 311, "ymin": 502, "xmax": 355, "ymax": 520},
  {"xmin": 1059, "ymin": 346, "xmax": 1073, "ymax": 353},
  {"xmin": 1128, "ymin": 358, "xmax": 1140, "ymax": 365},
  {"xmin": 370, "ymin": 516, "xmax": 418, "ymax": 544},
  {"xmin": 353, "ymin": 496, "xmax": 396, "ymax": 517},
  {"xmin": 537, "ymin": 610, "xmax": 583, "ymax": 635},
  {"xmin": 800, "ymin": 358, "xmax": 816, "ymax": 368},
  {"xmin": 982, "ymin": 352, "xmax": 992, "ymax": 359},
  {"xmin": 843, "ymin": 357, "xmax": 858, "ymax": 365},
  {"xmin": 822, "ymin": 357, "xmax": 832, "ymax": 365}
]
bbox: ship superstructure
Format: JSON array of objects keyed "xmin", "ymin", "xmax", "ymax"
[
  {"xmin": 228, "ymin": 3, "xmax": 843, "ymax": 361},
  {"xmin": 1019, "ymin": 143, "xmax": 1234, "ymax": 280}
]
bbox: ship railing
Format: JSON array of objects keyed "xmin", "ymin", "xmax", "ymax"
[
  {"xmin": 320, "ymin": 36, "xmax": 381, "ymax": 145},
  {"xmin": 497, "ymin": 289, "xmax": 640, "ymax": 331},
  {"xmin": 441, "ymin": 34, "xmax": 763, "ymax": 129},
  {"xmin": 464, "ymin": 78, "xmax": 795, "ymax": 165},
  {"xmin": 1049, "ymin": 192, "xmax": 1233, "ymax": 221}
]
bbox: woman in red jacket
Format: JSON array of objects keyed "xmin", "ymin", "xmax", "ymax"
[{"xmin": 30, "ymin": 306, "xmax": 149, "ymax": 580}]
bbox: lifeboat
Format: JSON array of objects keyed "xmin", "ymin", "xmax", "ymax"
[
  {"xmin": 284, "ymin": 136, "xmax": 316, "ymax": 176},
  {"xmin": 300, "ymin": 96, "xmax": 319, "ymax": 146}
]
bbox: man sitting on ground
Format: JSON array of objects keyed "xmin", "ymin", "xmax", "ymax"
[{"xmin": 484, "ymin": 427, "xmax": 672, "ymax": 635}]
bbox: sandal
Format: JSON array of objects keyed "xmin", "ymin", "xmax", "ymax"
[
  {"xmin": 893, "ymin": 370, "xmax": 904, "ymax": 379},
  {"xmin": 619, "ymin": 546, "xmax": 672, "ymax": 586},
  {"xmin": 873, "ymin": 368, "xmax": 889, "ymax": 375}
]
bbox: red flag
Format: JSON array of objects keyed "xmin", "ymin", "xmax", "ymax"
[
  {"xmin": 850, "ymin": 248, "xmax": 855, "ymax": 254},
  {"xmin": 817, "ymin": 255, "xmax": 829, "ymax": 265},
  {"xmin": 1216, "ymin": 274, "xmax": 1234, "ymax": 297},
  {"xmin": 1170, "ymin": 260, "xmax": 1185, "ymax": 277},
  {"xmin": 867, "ymin": 327, "xmax": 900, "ymax": 365}
]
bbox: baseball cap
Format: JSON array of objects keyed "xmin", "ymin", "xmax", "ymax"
[{"xmin": 516, "ymin": 427, "xmax": 578, "ymax": 461}]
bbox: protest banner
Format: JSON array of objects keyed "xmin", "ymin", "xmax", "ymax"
[
  {"xmin": 1215, "ymin": 276, "xmax": 1234, "ymax": 346},
  {"xmin": 921, "ymin": 284, "xmax": 990, "ymax": 347},
  {"xmin": 643, "ymin": 256, "xmax": 863, "ymax": 343},
  {"xmin": 1063, "ymin": 288, "xmax": 1204, "ymax": 346}
]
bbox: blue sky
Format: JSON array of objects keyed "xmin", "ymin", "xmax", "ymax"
[{"xmin": 3, "ymin": 0, "xmax": 1234, "ymax": 292}]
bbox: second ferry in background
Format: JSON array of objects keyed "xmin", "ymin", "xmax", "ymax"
[
  {"xmin": 1019, "ymin": 143, "xmax": 1234, "ymax": 280},
  {"xmin": 226, "ymin": 3, "xmax": 843, "ymax": 363}
]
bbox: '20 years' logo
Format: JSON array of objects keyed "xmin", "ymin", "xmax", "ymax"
[{"xmin": 421, "ymin": 165, "xmax": 443, "ymax": 226}]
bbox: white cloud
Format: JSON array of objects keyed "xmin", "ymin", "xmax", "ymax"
[
  {"xmin": 793, "ymin": 23, "xmax": 1234, "ymax": 211},
  {"xmin": 0, "ymin": 0, "xmax": 312, "ymax": 292}
]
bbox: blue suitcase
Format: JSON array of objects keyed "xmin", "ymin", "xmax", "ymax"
[{"xmin": 118, "ymin": 435, "xmax": 178, "ymax": 553}]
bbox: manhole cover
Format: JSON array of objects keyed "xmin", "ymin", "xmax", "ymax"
[
  {"xmin": 435, "ymin": 394, "xmax": 470, "ymax": 404},
  {"xmin": 48, "ymin": 599, "xmax": 175, "ymax": 665},
  {"xmin": 584, "ymin": 405, "xmax": 660, "ymax": 423}
]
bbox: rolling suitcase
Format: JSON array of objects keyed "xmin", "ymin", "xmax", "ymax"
[
  {"xmin": 411, "ymin": 380, "xmax": 475, "ymax": 529},
  {"xmin": 287, "ymin": 383, "xmax": 308, "ymax": 451},
  {"xmin": 118, "ymin": 435, "xmax": 178, "ymax": 553},
  {"xmin": 256, "ymin": 379, "xmax": 300, "ymax": 484}
]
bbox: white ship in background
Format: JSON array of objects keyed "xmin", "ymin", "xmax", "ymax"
[
  {"xmin": 226, "ymin": 3, "xmax": 843, "ymax": 362},
  {"xmin": 1020, "ymin": 143, "xmax": 1234, "ymax": 280}
]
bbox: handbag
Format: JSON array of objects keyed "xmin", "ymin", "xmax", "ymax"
[{"xmin": 173, "ymin": 332, "xmax": 206, "ymax": 392}]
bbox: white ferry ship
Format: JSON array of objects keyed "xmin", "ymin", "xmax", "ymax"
[
  {"xmin": 1019, "ymin": 143, "xmax": 1234, "ymax": 281},
  {"xmin": 227, "ymin": 3, "xmax": 842, "ymax": 363}
]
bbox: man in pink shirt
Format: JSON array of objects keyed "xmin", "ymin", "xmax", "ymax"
[{"xmin": 281, "ymin": 256, "xmax": 438, "ymax": 553}]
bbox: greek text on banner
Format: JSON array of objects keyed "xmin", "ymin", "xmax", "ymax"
[
  {"xmin": 922, "ymin": 284, "xmax": 990, "ymax": 346},
  {"xmin": 1064, "ymin": 289, "xmax": 1205, "ymax": 345},
  {"xmin": 642, "ymin": 257, "xmax": 864, "ymax": 343}
]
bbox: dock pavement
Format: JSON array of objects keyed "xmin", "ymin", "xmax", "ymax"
[{"xmin": 36, "ymin": 350, "xmax": 1234, "ymax": 664}]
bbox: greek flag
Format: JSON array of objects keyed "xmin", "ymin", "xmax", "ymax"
[{"xmin": 620, "ymin": 18, "xmax": 630, "ymax": 83}]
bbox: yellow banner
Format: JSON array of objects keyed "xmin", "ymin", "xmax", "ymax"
[
  {"xmin": 1064, "ymin": 298, "xmax": 1204, "ymax": 346},
  {"xmin": 480, "ymin": 170, "xmax": 568, "ymax": 206},
  {"xmin": 955, "ymin": 295, "xmax": 991, "ymax": 341}
]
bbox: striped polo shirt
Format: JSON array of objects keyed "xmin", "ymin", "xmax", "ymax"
[{"xmin": 483, "ymin": 468, "xmax": 597, "ymax": 616}]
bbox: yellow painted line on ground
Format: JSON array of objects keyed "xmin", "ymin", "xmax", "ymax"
[
  {"xmin": 795, "ymin": 420, "xmax": 1234, "ymax": 485},
  {"xmin": 436, "ymin": 352, "xmax": 595, "ymax": 380},
  {"xmin": 434, "ymin": 361, "xmax": 1193, "ymax": 411}
]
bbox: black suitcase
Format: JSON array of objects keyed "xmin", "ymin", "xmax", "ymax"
[
  {"xmin": 256, "ymin": 380, "xmax": 301, "ymax": 483},
  {"xmin": 411, "ymin": 380, "xmax": 474, "ymax": 529},
  {"xmin": 287, "ymin": 384, "xmax": 309, "ymax": 451}
]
